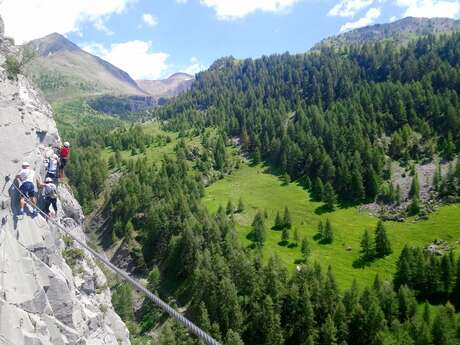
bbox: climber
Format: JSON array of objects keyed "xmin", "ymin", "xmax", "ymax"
[
  {"xmin": 46, "ymin": 153, "xmax": 59, "ymax": 180},
  {"xmin": 58, "ymin": 141, "xmax": 70, "ymax": 179},
  {"xmin": 16, "ymin": 161, "xmax": 37, "ymax": 217},
  {"xmin": 38, "ymin": 177, "xmax": 58, "ymax": 218}
]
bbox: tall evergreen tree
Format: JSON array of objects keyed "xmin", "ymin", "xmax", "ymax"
[
  {"xmin": 452, "ymin": 258, "xmax": 460, "ymax": 309},
  {"xmin": 375, "ymin": 221, "xmax": 392, "ymax": 258},
  {"xmin": 252, "ymin": 211, "xmax": 267, "ymax": 247},
  {"xmin": 283, "ymin": 207, "xmax": 292, "ymax": 229},
  {"xmin": 301, "ymin": 237, "xmax": 311, "ymax": 262},
  {"xmin": 323, "ymin": 219, "xmax": 334, "ymax": 244},
  {"xmin": 225, "ymin": 330, "xmax": 244, "ymax": 345},
  {"xmin": 409, "ymin": 173, "xmax": 420, "ymax": 199},
  {"xmin": 323, "ymin": 182, "xmax": 337, "ymax": 210},
  {"xmin": 274, "ymin": 211, "xmax": 284, "ymax": 230},
  {"xmin": 281, "ymin": 227, "xmax": 290, "ymax": 243},
  {"xmin": 321, "ymin": 315, "xmax": 338, "ymax": 345},
  {"xmin": 360, "ymin": 229, "xmax": 374, "ymax": 262}
]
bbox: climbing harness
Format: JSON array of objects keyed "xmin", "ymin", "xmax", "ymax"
[{"xmin": 10, "ymin": 182, "xmax": 221, "ymax": 345}]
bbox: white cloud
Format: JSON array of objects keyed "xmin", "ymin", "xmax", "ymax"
[
  {"xmin": 0, "ymin": 0, "xmax": 133, "ymax": 43},
  {"xmin": 142, "ymin": 13, "xmax": 158, "ymax": 27},
  {"xmin": 83, "ymin": 40, "xmax": 169, "ymax": 79},
  {"xmin": 328, "ymin": 0, "xmax": 374, "ymax": 17},
  {"xmin": 182, "ymin": 57, "xmax": 206, "ymax": 75},
  {"xmin": 395, "ymin": 0, "xmax": 460, "ymax": 18},
  {"xmin": 389, "ymin": 15, "xmax": 398, "ymax": 21},
  {"xmin": 93, "ymin": 17, "xmax": 114, "ymax": 35},
  {"xmin": 199, "ymin": 0, "xmax": 301, "ymax": 20},
  {"xmin": 340, "ymin": 7, "xmax": 381, "ymax": 31}
]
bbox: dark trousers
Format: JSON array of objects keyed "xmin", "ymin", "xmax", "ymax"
[{"xmin": 44, "ymin": 197, "xmax": 57, "ymax": 215}]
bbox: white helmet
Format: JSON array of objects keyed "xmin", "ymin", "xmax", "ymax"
[
  {"xmin": 22, "ymin": 161, "xmax": 30, "ymax": 167},
  {"xmin": 64, "ymin": 142, "xmax": 70, "ymax": 147},
  {"xmin": 45, "ymin": 177, "xmax": 53, "ymax": 183}
]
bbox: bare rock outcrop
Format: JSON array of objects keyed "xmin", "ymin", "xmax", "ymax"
[{"xmin": 0, "ymin": 17, "xmax": 130, "ymax": 345}]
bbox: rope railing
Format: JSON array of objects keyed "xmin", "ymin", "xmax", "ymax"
[{"xmin": 9, "ymin": 180, "xmax": 222, "ymax": 345}]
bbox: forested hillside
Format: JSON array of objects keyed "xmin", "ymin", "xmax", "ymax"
[
  {"xmin": 313, "ymin": 17, "xmax": 460, "ymax": 50},
  {"xmin": 158, "ymin": 33, "xmax": 460, "ymax": 206}
]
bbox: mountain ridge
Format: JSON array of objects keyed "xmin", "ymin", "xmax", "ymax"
[
  {"xmin": 24, "ymin": 33, "xmax": 147, "ymax": 102},
  {"xmin": 314, "ymin": 16, "xmax": 460, "ymax": 50},
  {"xmin": 136, "ymin": 72, "xmax": 194, "ymax": 98}
]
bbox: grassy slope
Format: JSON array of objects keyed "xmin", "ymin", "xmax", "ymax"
[
  {"xmin": 101, "ymin": 123, "xmax": 184, "ymax": 164},
  {"xmin": 203, "ymin": 163, "xmax": 460, "ymax": 289}
]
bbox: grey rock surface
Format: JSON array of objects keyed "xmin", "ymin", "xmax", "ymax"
[{"xmin": 0, "ymin": 16, "xmax": 130, "ymax": 345}]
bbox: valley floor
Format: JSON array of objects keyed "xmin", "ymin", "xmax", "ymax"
[{"xmin": 203, "ymin": 163, "xmax": 460, "ymax": 288}]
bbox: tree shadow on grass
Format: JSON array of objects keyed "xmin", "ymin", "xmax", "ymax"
[
  {"xmin": 294, "ymin": 259, "xmax": 306, "ymax": 265},
  {"xmin": 288, "ymin": 243, "xmax": 298, "ymax": 249},
  {"xmin": 278, "ymin": 240, "xmax": 289, "ymax": 247},
  {"xmin": 313, "ymin": 233, "xmax": 322, "ymax": 241},
  {"xmin": 315, "ymin": 204, "xmax": 334, "ymax": 215},
  {"xmin": 352, "ymin": 257, "xmax": 374, "ymax": 268}
]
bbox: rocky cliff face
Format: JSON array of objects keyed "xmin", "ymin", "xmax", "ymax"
[{"xmin": 0, "ymin": 21, "xmax": 130, "ymax": 345}]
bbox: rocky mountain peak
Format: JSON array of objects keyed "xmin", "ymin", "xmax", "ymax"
[{"xmin": 27, "ymin": 32, "xmax": 81, "ymax": 57}]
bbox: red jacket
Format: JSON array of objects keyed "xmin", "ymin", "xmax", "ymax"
[{"xmin": 60, "ymin": 146, "xmax": 70, "ymax": 159}]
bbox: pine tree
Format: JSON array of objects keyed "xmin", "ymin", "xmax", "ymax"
[
  {"xmin": 394, "ymin": 247, "xmax": 412, "ymax": 289},
  {"xmin": 321, "ymin": 315, "xmax": 338, "ymax": 345},
  {"xmin": 365, "ymin": 167, "xmax": 380, "ymax": 199},
  {"xmin": 440, "ymin": 254, "xmax": 454, "ymax": 295},
  {"xmin": 274, "ymin": 211, "xmax": 284, "ymax": 230},
  {"xmin": 323, "ymin": 182, "xmax": 337, "ymax": 210},
  {"xmin": 301, "ymin": 237, "xmax": 310, "ymax": 262},
  {"xmin": 293, "ymin": 227, "xmax": 300, "ymax": 245},
  {"xmin": 317, "ymin": 220, "xmax": 325, "ymax": 240},
  {"xmin": 409, "ymin": 173, "xmax": 420, "ymax": 199},
  {"xmin": 375, "ymin": 221, "xmax": 392, "ymax": 257},
  {"xmin": 397, "ymin": 285, "xmax": 417, "ymax": 321},
  {"xmin": 112, "ymin": 282, "xmax": 134, "ymax": 321},
  {"xmin": 323, "ymin": 219, "xmax": 334, "ymax": 244},
  {"xmin": 443, "ymin": 132, "xmax": 456, "ymax": 161},
  {"xmin": 433, "ymin": 163, "xmax": 442, "ymax": 192},
  {"xmin": 281, "ymin": 227, "xmax": 289, "ymax": 243},
  {"xmin": 431, "ymin": 304, "xmax": 456, "ymax": 345},
  {"xmin": 253, "ymin": 148, "xmax": 261, "ymax": 164},
  {"xmin": 407, "ymin": 196, "xmax": 420, "ymax": 216},
  {"xmin": 283, "ymin": 207, "xmax": 292, "ymax": 229},
  {"xmin": 283, "ymin": 172, "xmax": 291, "ymax": 185},
  {"xmin": 225, "ymin": 330, "xmax": 244, "ymax": 345},
  {"xmin": 252, "ymin": 211, "xmax": 267, "ymax": 247},
  {"xmin": 351, "ymin": 167, "xmax": 365, "ymax": 202},
  {"xmin": 451, "ymin": 257, "xmax": 460, "ymax": 309},
  {"xmin": 360, "ymin": 229, "xmax": 374, "ymax": 262},
  {"xmin": 226, "ymin": 200, "xmax": 234, "ymax": 215},
  {"xmin": 314, "ymin": 177, "xmax": 325, "ymax": 201}
]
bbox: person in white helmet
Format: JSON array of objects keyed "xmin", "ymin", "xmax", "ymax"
[
  {"xmin": 38, "ymin": 176, "xmax": 58, "ymax": 217},
  {"xmin": 15, "ymin": 161, "xmax": 37, "ymax": 217},
  {"xmin": 59, "ymin": 141, "xmax": 71, "ymax": 179}
]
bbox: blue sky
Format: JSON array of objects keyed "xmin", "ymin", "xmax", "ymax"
[{"xmin": 1, "ymin": 0, "xmax": 460, "ymax": 79}]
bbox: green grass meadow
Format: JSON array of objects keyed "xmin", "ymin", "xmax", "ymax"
[{"xmin": 203, "ymin": 163, "xmax": 460, "ymax": 289}]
